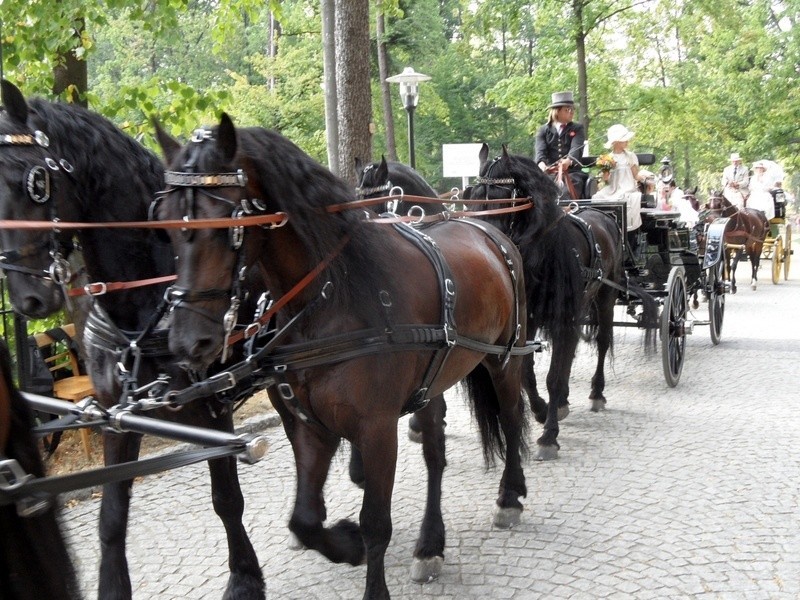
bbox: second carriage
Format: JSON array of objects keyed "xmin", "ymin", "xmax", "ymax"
[{"xmin": 566, "ymin": 154, "xmax": 729, "ymax": 387}]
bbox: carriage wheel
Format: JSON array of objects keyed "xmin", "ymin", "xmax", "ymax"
[
  {"xmin": 707, "ymin": 260, "xmax": 725, "ymax": 346},
  {"xmin": 771, "ymin": 236, "xmax": 783, "ymax": 284},
  {"xmin": 661, "ymin": 267, "xmax": 687, "ymax": 387},
  {"xmin": 784, "ymin": 224, "xmax": 792, "ymax": 280}
]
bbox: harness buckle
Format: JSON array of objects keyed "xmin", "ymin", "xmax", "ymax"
[
  {"xmin": 209, "ymin": 371, "xmax": 237, "ymax": 392},
  {"xmin": 244, "ymin": 322, "xmax": 262, "ymax": 338},
  {"xmin": 83, "ymin": 281, "xmax": 108, "ymax": 296}
]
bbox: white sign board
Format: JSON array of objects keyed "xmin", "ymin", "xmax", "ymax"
[{"xmin": 442, "ymin": 143, "xmax": 483, "ymax": 178}]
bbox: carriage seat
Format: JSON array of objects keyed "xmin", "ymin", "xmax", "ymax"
[{"xmin": 33, "ymin": 323, "xmax": 94, "ymax": 458}]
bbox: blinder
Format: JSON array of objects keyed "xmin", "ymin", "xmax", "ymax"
[{"xmin": 0, "ymin": 127, "xmax": 76, "ymax": 282}]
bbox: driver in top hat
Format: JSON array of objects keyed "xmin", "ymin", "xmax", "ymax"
[{"xmin": 534, "ymin": 91, "xmax": 588, "ymax": 199}]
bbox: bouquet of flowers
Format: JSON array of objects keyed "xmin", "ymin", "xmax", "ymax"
[{"xmin": 596, "ymin": 153, "xmax": 616, "ymax": 174}]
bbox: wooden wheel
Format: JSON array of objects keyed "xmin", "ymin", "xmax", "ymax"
[
  {"xmin": 784, "ymin": 224, "xmax": 792, "ymax": 280},
  {"xmin": 661, "ymin": 267, "xmax": 687, "ymax": 387},
  {"xmin": 707, "ymin": 260, "xmax": 725, "ymax": 346},
  {"xmin": 771, "ymin": 236, "xmax": 783, "ymax": 284}
]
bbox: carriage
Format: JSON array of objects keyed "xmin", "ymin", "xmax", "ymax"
[
  {"xmin": 565, "ymin": 153, "xmax": 729, "ymax": 387},
  {"xmin": 761, "ymin": 187, "xmax": 793, "ymax": 284}
]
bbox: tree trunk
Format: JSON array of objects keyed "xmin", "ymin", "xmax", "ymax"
[
  {"xmin": 321, "ymin": 0, "xmax": 339, "ymax": 174},
  {"xmin": 334, "ymin": 0, "xmax": 372, "ymax": 185},
  {"xmin": 52, "ymin": 18, "xmax": 87, "ymax": 108},
  {"xmin": 376, "ymin": 7, "xmax": 397, "ymax": 162},
  {"xmin": 573, "ymin": 0, "xmax": 589, "ymax": 140}
]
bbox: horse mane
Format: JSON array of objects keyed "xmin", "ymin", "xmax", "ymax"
[
  {"xmin": 26, "ymin": 98, "xmax": 164, "ymax": 222},
  {"xmin": 477, "ymin": 152, "xmax": 585, "ymax": 339},
  {"xmin": 382, "ymin": 161, "xmax": 437, "ymax": 197},
  {"xmin": 195, "ymin": 126, "xmax": 400, "ymax": 322},
  {"xmin": 0, "ymin": 340, "xmax": 81, "ymax": 599}
]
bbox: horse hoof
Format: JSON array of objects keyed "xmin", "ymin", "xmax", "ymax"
[
  {"xmin": 751, "ymin": 283, "xmax": 757, "ymax": 290},
  {"xmin": 557, "ymin": 404, "xmax": 570, "ymax": 421},
  {"xmin": 590, "ymin": 397, "xmax": 607, "ymax": 412},
  {"xmin": 535, "ymin": 444, "xmax": 559, "ymax": 461},
  {"xmin": 410, "ymin": 556, "xmax": 444, "ymax": 583},
  {"xmin": 288, "ymin": 532, "xmax": 304, "ymax": 551},
  {"xmin": 493, "ymin": 506, "xmax": 522, "ymax": 529}
]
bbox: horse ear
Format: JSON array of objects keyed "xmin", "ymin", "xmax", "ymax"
[
  {"xmin": 1, "ymin": 80, "xmax": 29, "ymax": 124},
  {"xmin": 376, "ymin": 156, "xmax": 388, "ymax": 181},
  {"xmin": 478, "ymin": 143, "xmax": 489, "ymax": 165},
  {"xmin": 354, "ymin": 157, "xmax": 364, "ymax": 179},
  {"xmin": 501, "ymin": 144, "xmax": 510, "ymax": 158},
  {"xmin": 217, "ymin": 113, "xmax": 238, "ymax": 164},
  {"xmin": 152, "ymin": 119, "xmax": 182, "ymax": 165}
]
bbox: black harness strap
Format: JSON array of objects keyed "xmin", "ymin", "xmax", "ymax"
[
  {"xmin": 568, "ymin": 209, "xmax": 606, "ymax": 282},
  {"xmin": 392, "ymin": 221, "xmax": 457, "ymax": 414}
]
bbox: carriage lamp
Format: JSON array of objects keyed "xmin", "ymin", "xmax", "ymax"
[{"xmin": 386, "ymin": 67, "xmax": 431, "ymax": 170}]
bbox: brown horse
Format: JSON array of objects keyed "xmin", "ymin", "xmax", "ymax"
[
  {"xmin": 703, "ymin": 191, "xmax": 769, "ymax": 292},
  {"xmin": 153, "ymin": 114, "xmax": 532, "ymax": 599},
  {"xmin": 0, "ymin": 339, "xmax": 81, "ymax": 599}
]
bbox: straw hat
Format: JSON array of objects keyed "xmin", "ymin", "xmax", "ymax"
[
  {"xmin": 730, "ymin": 152, "xmax": 741, "ymax": 162},
  {"xmin": 604, "ymin": 124, "xmax": 635, "ymax": 148},
  {"xmin": 548, "ymin": 91, "xmax": 575, "ymax": 108}
]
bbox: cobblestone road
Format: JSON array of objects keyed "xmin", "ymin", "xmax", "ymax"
[{"xmin": 63, "ymin": 248, "xmax": 799, "ymax": 599}]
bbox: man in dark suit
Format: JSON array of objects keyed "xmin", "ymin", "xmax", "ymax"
[{"xmin": 534, "ymin": 91, "xmax": 588, "ymax": 199}]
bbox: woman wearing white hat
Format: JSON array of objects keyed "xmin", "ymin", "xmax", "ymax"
[
  {"xmin": 746, "ymin": 160, "xmax": 775, "ymax": 219},
  {"xmin": 592, "ymin": 124, "xmax": 644, "ymax": 236}
]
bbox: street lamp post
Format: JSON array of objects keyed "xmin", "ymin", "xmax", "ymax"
[{"xmin": 386, "ymin": 67, "xmax": 431, "ymax": 170}]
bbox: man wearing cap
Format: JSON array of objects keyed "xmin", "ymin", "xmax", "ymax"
[
  {"xmin": 721, "ymin": 153, "xmax": 749, "ymax": 208},
  {"xmin": 534, "ymin": 91, "xmax": 588, "ymax": 199}
]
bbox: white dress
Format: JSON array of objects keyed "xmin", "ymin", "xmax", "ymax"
[
  {"xmin": 747, "ymin": 172, "xmax": 775, "ymax": 220},
  {"xmin": 592, "ymin": 150, "xmax": 642, "ymax": 231},
  {"xmin": 669, "ymin": 189, "xmax": 699, "ymax": 227}
]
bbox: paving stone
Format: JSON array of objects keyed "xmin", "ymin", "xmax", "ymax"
[{"xmin": 60, "ymin": 255, "xmax": 800, "ymax": 598}]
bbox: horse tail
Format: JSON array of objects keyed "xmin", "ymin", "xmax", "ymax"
[{"xmin": 463, "ymin": 363, "xmax": 529, "ymax": 466}]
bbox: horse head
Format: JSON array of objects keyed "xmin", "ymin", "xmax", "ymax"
[
  {"xmin": 0, "ymin": 80, "xmax": 77, "ymax": 317},
  {"xmin": 154, "ymin": 113, "xmax": 260, "ymax": 370}
]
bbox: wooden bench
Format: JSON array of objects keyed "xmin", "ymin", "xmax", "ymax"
[{"xmin": 34, "ymin": 324, "xmax": 95, "ymax": 458}]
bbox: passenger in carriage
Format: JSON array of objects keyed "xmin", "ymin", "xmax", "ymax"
[
  {"xmin": 662, "ymin": 179, "xmax": 699, "ymax": 227},
  {"xmin": 534, "ymin": 91, "xmax": 588, "ymax": 199},
  {"xmin": 721, "ymin": 152, "xmax": 749, "ymax": 209},
  {"xmin": 747, "ymin": 160, "xmax": 775, "ymax": 220},
  {"xmin": 591, "ymin": 123, "xmax": 646, "ymax": 250}
]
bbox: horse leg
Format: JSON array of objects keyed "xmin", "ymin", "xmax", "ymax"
[
  {"xmin": 729, "ymin": 248, "xmax": 740, "ymax": 293},
  {"xmin": 409, "ymin": 395, "xmax": 447, "ymax": 583},
  {"xmin": 750, "ymin": 245, "xmax": 760, "ymax": 290},
  {"xmin": 522, "ymin": 352, "xmax": 548, "ymax": 424},
  {"xmin": 205, "ymin": 410, "xmax": 264, "ymax": 600},
  {"xmin": 589, "ymin": 291, "xmax": 615, "ymax": 412},
  {"xmin": 486, "ymin": 363, "xmax": 527, "ymax": 528},
  {"xmin": 97, "ymin": 431, "xmax": 142, "ymax": 600},
  {"xmin": 287, "ymin": 425, "xmax": 366, "ymax": 566},
  {"xmin": 359, "ymin": 422, "xmax": 399, "ymax": 600},
  {"xmin": 536, "ymin": 331, "xmax": 579, "ymax": 461}
]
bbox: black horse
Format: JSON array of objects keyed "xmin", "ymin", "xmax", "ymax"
[
  {"xmin": 0, "ymin": 339, "xmax": 81, "ymax": 600},
  {"xmin": 355, "ymin": 156, "xmax": 443, "ymax": 217},
  {"xmin": 154, "ymin": 114, "xmax": 531, "ymax": 598},
  {"xmin": 466, "ymin": 145, "xmax": 658, "ymax": 459},
  {"xmin": 0, "ymin": 80, "xmax": 264, "ymax": 599}
]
